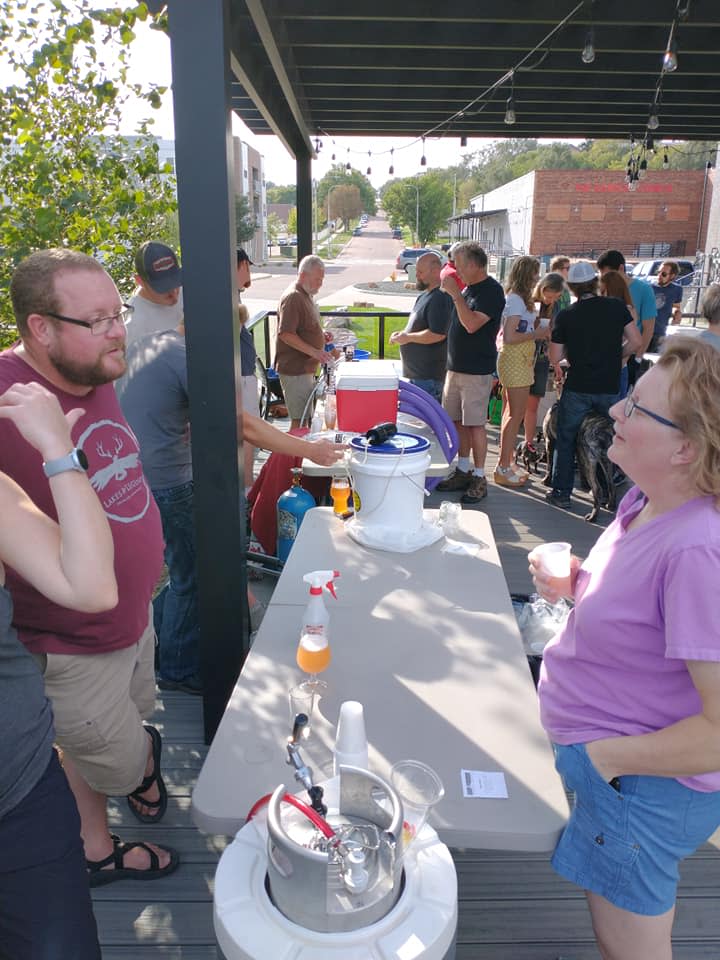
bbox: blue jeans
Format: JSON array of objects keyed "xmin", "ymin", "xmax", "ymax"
[
  {"xmin": 152, "ymin": 481, "xmax": 200, "ymax": 684},
  {"xmin": 551, "ymin": 390, "xmax": 617, "ymax": 498},
  {"xmin": 409, "ymin": 378, "xmax": 443, "ymax": 402}
]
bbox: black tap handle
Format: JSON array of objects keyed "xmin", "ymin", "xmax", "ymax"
[
  {"xmin": 308, "ymin": 784, "xmax": 327, "ymax": 817},
  {"xmin": 291, "ymin": 713, "xmax": 308, "ymax": 744}
]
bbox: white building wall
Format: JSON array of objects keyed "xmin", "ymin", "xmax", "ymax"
[{"xmin": 470, "ymin": 171, "xmax": 536, "ymax": 255}]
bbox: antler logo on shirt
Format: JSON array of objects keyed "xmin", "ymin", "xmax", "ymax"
[
  {"xmin": 90, "ymin": 435, "xmax": 140, "ymax": 491},
  {"xmin": 77, "ymin": 418, "xmax": 150, "ymax": 524}
]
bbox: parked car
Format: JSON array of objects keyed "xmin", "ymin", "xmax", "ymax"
[
  {"xmin": 288, "ymin": 235, "xmax": 298, "ymax": 246},
  {"xmin": 395, "ymin": 247, "xmax": 447, "ymax": 272},
  {"xmin": 352, "ymin": 227, "xmax": 362, "ymax": 236},
  {"xmin": 277, "ymin": 234, "xmax": 288, "ymax": 246},
  {"xmin": 630, "ymin": 258, "xmax": 697, "ymax": 287},
  {"xmin": 391, "ymin": 227, "xmax": 403, "ymax": 239}
]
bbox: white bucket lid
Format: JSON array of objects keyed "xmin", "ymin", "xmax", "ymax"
[{"xmin": 349, "ymin": 433, "xmax": 430, "ymax": 456}]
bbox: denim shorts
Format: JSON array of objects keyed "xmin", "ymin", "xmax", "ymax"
[{"xmin": 552, "ymin": 742, "xmax": 720, "ymax": 915}]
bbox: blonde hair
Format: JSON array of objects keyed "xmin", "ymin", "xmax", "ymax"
[
  {"xmin": 506, "ymin": 256, "xmax": 540, "ymax": 310},
  {"xmin": 238, "ymin": 303, "xmax": 249, "ymax": 325},
  {"xmin": 658, "ymin": 338, "xmax": 720, "ymax": 501}
]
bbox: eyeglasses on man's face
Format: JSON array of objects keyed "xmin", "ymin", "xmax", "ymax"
[
  {"xmin": 623, "ymin": 394, "xmax": 680, "ymax": 430},
  {"xmin": 46, "ymin": 304, "xmax": 134, "ymax": 336}
]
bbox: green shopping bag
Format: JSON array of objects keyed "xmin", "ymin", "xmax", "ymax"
[{"xmin": 488, "ymin": 385, "xmax": 502, "ymax": 426}]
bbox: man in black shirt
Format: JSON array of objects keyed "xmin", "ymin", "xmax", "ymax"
[
  {"xmin": 389, "ymin": 252, "xmax": 453, "ymax": 401},
  {"xmin": 547, "ymin": 260, "xmax": 641, "ymax": 509},
  {"xmin": 437, "ymin": 242, "xmax": 506, "ymax": 503}
]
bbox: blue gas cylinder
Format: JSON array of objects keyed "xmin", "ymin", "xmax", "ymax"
[{"xmin": 277, "ymin": 467, "xmax": 316, "ymax": 562}]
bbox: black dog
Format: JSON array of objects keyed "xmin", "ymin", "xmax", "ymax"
[
  {"xmin": 542, "ymin": 403, "xmax": 617, "ymax": 522},
  {"xmin": 514, "ymin": 434, "xmax": 545, "ymax": 475}
]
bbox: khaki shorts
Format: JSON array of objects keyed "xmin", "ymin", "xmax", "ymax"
[
  {"xmin": 443, "ymin": 371, "xmax": 494, "ymax": 427},
  {"xmin": 33, "ymin": 613, "xmax": 156, "ymax": 797},
  {"xmin": 279, "ymin": 373, "xmax": 317, "ymax": 422}
]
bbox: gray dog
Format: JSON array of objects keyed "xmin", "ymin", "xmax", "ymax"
[{"xmin": 542, "ymin": 403, "xmax": 618, "ymax": 522}]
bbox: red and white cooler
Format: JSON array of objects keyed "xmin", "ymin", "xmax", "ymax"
[{"xmin": 335, "ymin": 360, "xmax": 399, "ymax": 432}]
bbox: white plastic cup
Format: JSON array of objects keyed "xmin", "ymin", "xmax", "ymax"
[
  {"xmin": 390, "ymin": 759, "xmax": 444, "ymax": 852},
  {"xmin": 289, "ymin": 681, "xmax": 316, "ymax": 739},
  {"xmin": 333, "ymin": 701, "xmax": 369, "ymax": 774},
  {"xmin": 533, "ymin": 541, "xmax": 571, "ymax": 579}
]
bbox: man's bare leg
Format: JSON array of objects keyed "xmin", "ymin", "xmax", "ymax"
[{"xmin": 62, "ymin": 742, "xmax": 172, "ymax": 871}]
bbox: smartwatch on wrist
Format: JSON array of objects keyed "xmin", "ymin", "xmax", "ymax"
[{"xmin": 43, "ymin": 447, "xmax": 89, "ymax": 478}]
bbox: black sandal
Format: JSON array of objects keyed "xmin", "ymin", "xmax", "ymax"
[
  {"xmin": 86, "ymin": 834, "xmax": 179, "ymax": 888},
  {"xmin": 126, "ymin": 724, "xmax": 167, "ymax": 824}
]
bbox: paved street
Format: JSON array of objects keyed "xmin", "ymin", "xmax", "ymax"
[{"xmin": 244, "ymin": 211, "xmax": 416, "ymax": 313}]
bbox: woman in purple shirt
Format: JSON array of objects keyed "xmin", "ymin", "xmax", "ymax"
[{"xmin": 531, "ymin": 337, "xmax": 720, "ymax": 960}]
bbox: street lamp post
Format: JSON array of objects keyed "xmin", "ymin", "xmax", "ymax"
[{"xmin": 409, "ymin": 181, "xmax": 420, "ymax": 245}]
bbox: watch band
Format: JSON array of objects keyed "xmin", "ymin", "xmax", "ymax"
[{"xmin": 43, "ymin": 447, "xmax": 89, "ymax": 478}]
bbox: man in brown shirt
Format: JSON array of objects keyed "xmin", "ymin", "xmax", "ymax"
[{"xmin": 275, "ymin": 255, "xmax": 334, "ymax": 428}]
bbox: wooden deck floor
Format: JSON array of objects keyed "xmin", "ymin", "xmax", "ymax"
[{"xmin": 93, "ymin": 429, "xmax": 720, "ymax": 958}]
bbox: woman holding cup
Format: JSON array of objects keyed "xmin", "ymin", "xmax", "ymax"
[
  {"xmin": 494, "ymin": 256, "xmax": 550, "ymax": 487},
  {"xmin": 530, "ymin": 338, "xmax": 720, "ymax": 960}
]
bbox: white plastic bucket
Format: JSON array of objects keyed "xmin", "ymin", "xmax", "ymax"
[{"xmin": 349, "ymin": 433, "xmax": 430, "ymax": 534}]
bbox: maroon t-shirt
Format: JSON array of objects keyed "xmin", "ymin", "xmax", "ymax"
[{"xmin": 0, "ymin": 347, "xmax": 164, "ymax": 655}]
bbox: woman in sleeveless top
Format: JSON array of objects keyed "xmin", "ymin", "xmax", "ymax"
[{"xmin": 0, "ymin": 382, "xmax": 116, "ymax": 960}]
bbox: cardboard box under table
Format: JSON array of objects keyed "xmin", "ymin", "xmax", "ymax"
[{"xmin": 335, "ymin": 360, "xmax": 398, "ymax": 432}]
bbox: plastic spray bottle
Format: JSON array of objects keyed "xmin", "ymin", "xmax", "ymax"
[{"xmin": 296, "ymin": 570, "xmax": 340, "ymax": 675}]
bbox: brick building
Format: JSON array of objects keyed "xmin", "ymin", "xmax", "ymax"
[{"xmin": 452, "ymin": 167, "xmax": 715, "ymax": 263}]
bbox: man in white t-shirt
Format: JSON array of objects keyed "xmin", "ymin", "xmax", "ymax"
[{"xmin": 126, "ymin": 241, "xmax": 184, "ymax": 345}]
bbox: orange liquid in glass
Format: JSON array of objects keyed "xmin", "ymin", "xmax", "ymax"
[
  {"xmin": 330, "ymin": 479, "xmax": 350, "ymax": 516},
  {"xmin": 296, "ymin": 638, "xmax": 331, "ymax": 674}
]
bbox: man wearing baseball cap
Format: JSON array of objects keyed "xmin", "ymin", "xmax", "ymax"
[
  {"xmin": 127, "ymin": 241, "xmax": 184, "ymax": 345},
  {"xmin": 546, "ymin": 260, "xmax": 641, "ymax": 509}
]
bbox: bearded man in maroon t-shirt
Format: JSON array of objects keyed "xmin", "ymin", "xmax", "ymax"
[{"xmin": 0, "ymin": 249, "xmax": 177, "ymax": 885}]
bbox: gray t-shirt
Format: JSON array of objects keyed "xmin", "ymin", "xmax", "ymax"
[
  {"xmin": 117, "ymin": 331, "xmax": 192, "ymax": 490},
  {"xmin": 126, "ymin": 290, "xmax": 184, "ymax": 345},
  {"xmin": 399, "ymin": 287, "xmax": 453, "ymax": 381},
  {"xmin": 0, "ymin": 583, "xmax": 54, "ymax": 820}
]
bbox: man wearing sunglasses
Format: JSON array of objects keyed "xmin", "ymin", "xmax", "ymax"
[
  {"xmin": 0, "ymin": 249, "xmax": 178, "ymax": 886},
  {"xmin": 650, "ymin": 260, "xmax": 683, "ymax": 352}
]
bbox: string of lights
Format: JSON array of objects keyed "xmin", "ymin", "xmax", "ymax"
[{"xmin": 313, "ymin": 0, "xmax": 588, "ymax": 173}]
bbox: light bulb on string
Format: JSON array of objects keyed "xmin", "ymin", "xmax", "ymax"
[
  {"xmin": 388, "ymin": 148, "xmax": 394, "ymax": 176},
  {"xmin": 662, "ymin": 24, "xmax": 678, "ymax": 73},
  {"xmin": 460, "ymin": 135, "xmax": 468, "ymax": 148},
  {"xmin": 581, "ymin": 28, "xmax": 595, "ymax": 64},
  {"xmin": 648, "ymin": 103, "xmax": 660, "ymax": 131},
  {"xmin": 345, "ymin": 148, "xmax": 351, "ymax": 172},
  {"xmin": 331, "ymin": 152, "xmax": 336, "ymax": 161},
  {"xmin": 420, "ymin": 137, "xmax": 427, "ymax": 166},
  {"xmin": 639, "ymin": 158, "xmax": 648, "ymax": 179},
  {"xmin": 676, "ymin": 0, "xmax": 691, "ymax": 20},
  {"xmin": 504, "ymin": 94, "xmax": 516, "ymax": 125},
  {"xmin": 663, "ymin": 152, "xmax": 670, "ymax": 169},
  {"xmin": 366, "ymin": 151, "xmax": 372, "ymax": 176}
]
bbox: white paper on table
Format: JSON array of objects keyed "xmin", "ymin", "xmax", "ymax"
[{"xmin": 461, "ymin": 769, "xmax": 509, "ymax": 799}]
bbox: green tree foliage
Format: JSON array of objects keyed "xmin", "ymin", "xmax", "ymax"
[
  {"xmin": 317, "ymin": 166, "xmax": 376, "ymax": 220},
  {"xmin": 287, "ymin": 207, "xmax": 298, "ymax": 235},
  {"xmin": 381, "ymin": 173, "xmax": 452, "ymax": 246},
  {"xmin": 326, "ymin": 185, "xmax": 362, "ymax": 230},
  {"xmin": 235, "ymin": 194, "xmax": 256, "ymax": 244},
  {"xmin": 0, "ymin": 0, "xmax": 177, "ymax": 345},
  {"xmin": 266, "ymin": 183, "xmax": 297, "ymax": 204},
  {"xmin": 266, "ymin": 212, "xmax": 282, "ymax": 245}
]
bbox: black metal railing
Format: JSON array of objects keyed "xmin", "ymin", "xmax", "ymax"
[{"xmin": 247, "ymin": 308, "xmax": 410, "ymax": 368}]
